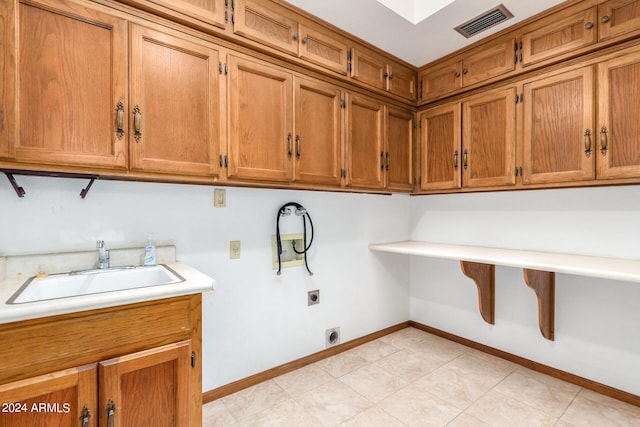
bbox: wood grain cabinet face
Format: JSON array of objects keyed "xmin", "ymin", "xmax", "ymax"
[
  {"xmin": 233, "ymin": 0, "xmax": 299, "ymax": 55},
  {"xmin": 12, "ymin": 0, "xmax": 127, "ymax": 169},
  {"xmin": 347, "ymin": 94, "xmax": 385, "ymax": 189},
  {"xmin": 419, "ymin": 61, "xmax": 463, "ymax": 102},
  {"xmin": 125, "ymin": 0, "xmax": 226, "ymax": 29},
  {"xmin": 294, "ymin": 77, "xmax": 344, "ymax": 186},
  {"xmin": 0, "ymin": 364, "xmax": 97, "ymax": 427},
  {"xmin": 227, "ymin": 55, "xmax": 293, "ymax": 182},
  {"xmin": 462, "ymin": 87, "xmax": 516, "ymax": 188},
  {"xmin": 129, "ymin": 25, "xmax": 220, "ymax": 177},
  {"xmin": 520, "ymin": 7, "xmax": 597, "ymax": 67},
  {"xmin": 522, "ymin": 67, "xmax": 595, "ymax": 184},
  {"xmin": 351, "ymin": 48, "xmax": 416, "ymax": 100},
  {"xmin": 298, "ymin": 24, "xmax": 349, "ymax": 75},
  {"xmin": 597, "ymin": 49, "xmax": 640, "ymax": 179},
  {"xmin": 419, "ymin": 103, "xmax": 461, "ymax": 191},
  {"xmin": 387, "ymin": 62, "xmax": 416, "ymax": 100},
  {"xmin": 385, "ymin": 107, "xmax": 414, "ymax": 191},
  {"xmin": 598, "ymin": 0, "xmax": 640, "ymax": 41}
]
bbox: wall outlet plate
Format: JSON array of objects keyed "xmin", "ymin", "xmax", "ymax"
[
  {"xmin": 272, "ymin": 233, "xmax": 305, "ymax": 270},
  {"xmin": 214, "ymin": 189, "xmax": 226, "ymax": 208},
  {"xmin": 230, "ymin": 240, "xmax": 240, "ymax": 259},
  {"xmin": 326, "ymin": 327, "xmax": 340, "ymax": 348},
  {"xmin": 308, "ymin": 289, "xmax": 319, "ymax": 306}
]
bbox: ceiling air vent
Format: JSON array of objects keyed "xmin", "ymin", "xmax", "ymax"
[{"xmin": 454, "ymin": 4, "xmax": 514, "ymax": 38}]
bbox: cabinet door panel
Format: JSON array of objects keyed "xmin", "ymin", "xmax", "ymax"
[
  {"xmin": 16, "ymin": 0, "xmax": 127, "ymax": 169},
  {"xmin": 294, "ymin": 77, "xmax": 343, "ymax": 185},
  {"xmin": 350, "ymin": 48, "xmax": 385, "ymax": 90},
  {"xmin": 522, "ymin": 67, "xmax": 595, "ymax": 184},
  {"xmin": 99, "ymin": 341, "xmax": 191, "ymax": 427},
  {"xmin": 419, "ymin": 61, "xmax": 462, "ymax": 102},
  {"xmin": 521, "ymin": 7, "xmax": 597, "ymax": 66},
  {"xmin": 462, "ymin": 87, "xmax": 516, "ymax": 188},
  {"xmin": 598, "ymin": 0, "xmax": 640, "ymax": 41},
  {"xmin": 347, "ymin": 95, "xmax": 384, "ymax": 188},
  {"xmin": 419, "ymin": 103, "xmax": 461, "ymax": 191},
  {"xmin": 233, "ymin": 0, "xmax": 299, "ymax": 55},
  {"xmin": 228, "ymin": 56, "xmax": 293, "ymax": 182},
  {"xmin": 130, "ymin": 25, "xmax": 219, "ymax": 177},
  {"xmin": 386, "ymin": 107, "xmax": 413, "ymax": 191},
  {"xmin": 597, "ymin": 50, "xmax": 640, "ymax": 179},
  {"xmin": 299, "ymin": 25, "xmax": 348, "ymax": 75},
  {"xmin": 463, "ymin": 39, "xmax": 515, "ymax": 86},
  {"xmin": 0, "ymin": 364, "xmax": 97, "ymax": 427},
  {"xmin": 388, "ymin": 62, "xmax": 416, "ymax": 100},
  {"xmin": 143, "ymin": 0, "xmax": 226, "ymax": 29}
]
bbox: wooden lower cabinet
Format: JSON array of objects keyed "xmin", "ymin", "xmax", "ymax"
[
  {"xmin": 521, "ymin": 66, "xmax": 595, "ymax": 184},
  {"xmin": 0, "ymin": 295, "xmax": 202, "ymax": 427}
]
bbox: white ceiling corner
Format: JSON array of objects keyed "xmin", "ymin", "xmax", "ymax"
[{"xmin": 376, "ymin": 0, "xmax": 456, "ymax": 25}]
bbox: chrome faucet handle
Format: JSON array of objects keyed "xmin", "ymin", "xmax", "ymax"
[{"xmin": 97, "ymin": 240, "xmax": 105, "ymax": 248}]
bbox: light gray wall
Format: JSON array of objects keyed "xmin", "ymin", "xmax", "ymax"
[
  {"xmin": 0, "ymin": 177, "xmax": 411, "ymax": 391},
  {"xmin": 409, "ymin": 186, "xmax": 640, "ymax": 396}
]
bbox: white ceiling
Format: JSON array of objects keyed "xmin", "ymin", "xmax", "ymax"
[{"xmin": 285, "ymin": 0, "xmax": 567, "ymax": 66}]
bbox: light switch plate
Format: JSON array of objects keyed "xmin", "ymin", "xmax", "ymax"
[
  {"xmin": 230, "ymin": 241, "xmax": 240, "ymax": 259},
  {"xmin": 214, "ymin": 189, "xmax": 226, "ymax": 208}
]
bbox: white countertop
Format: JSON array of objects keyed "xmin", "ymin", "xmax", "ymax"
[
  {"xmin": 0, "ymin": 246, "xmax": 214, "ymax": 324},
  {"xmin": 369, "ymin": 240, "xmax": 640, "ymax": 283}
]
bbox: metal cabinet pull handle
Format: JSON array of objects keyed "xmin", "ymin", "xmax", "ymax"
[
  {"xmin": 380, "ymin": 151, "xmax": 385, "ymax": 170},
  {"xmin": 585, "ymin": 21, "xmax": 594, "ymax": 29},
  {"xmin": 133, "ymin": 105, "xmax": 142, "ymax": 142},
  {"xmin": 462, "ymin": 68, "xmax": 468, "ymax": 75},
  {"xmin": 454, "ymin": 71, "xmax": 461, "ymax": 77},
  {"xmin": 385, "ymin": 152, "xmax": 390, "ymax": 171},
  {"xmin": 600, "ymin": 126, "xmax": 608, "ymax": 154},
  {"xmin": 453, "ymin": 150, "xmax": 458, "ymax": 169},
  {"xmin": 601, "ymin": 15, "xmax": 610, "ymax": 23},
  {"xmin": 302, "ymin": 36, "xmax": 308, "ymax": 44},
  {"xmin": 287, "ymin": 133, "xmax": 293, "ymax": 158},
  {"xmin": 295, "ymin": 135, "xmax": 301, "ymax": 159},
  {"xmin": 106, "ymin": 399, "xmax": 116, "ymax": 427},
  {"xmin": 115, "ymin": 102, "xmax": 124, "ymax": 138},
  {"xmin": 80, "ymin": 406, "xmax": 91, "ymax": 427},
  {"xmin": 463, "ymin": 149, "xmax": 468, "ymax": 169},
  {"xmin": 293, "ymin": 33, "xmax": 299, "ymax": 41},
  {"xmin": 584, "ymin": 129, "xmax": 592, "ymax": 157}
]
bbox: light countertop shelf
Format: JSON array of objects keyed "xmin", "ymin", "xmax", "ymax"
[{"xmin": 369, "ymin": 241, "xmax": 640, "ymax": 283}]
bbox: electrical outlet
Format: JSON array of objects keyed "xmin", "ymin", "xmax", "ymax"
[
  {"xmin": 230, "ymin": 241, "xmax": 240, "ymax": 259},
  {"xmin": 308, "ymin": 290, "xmax": 319, "ymax": 306},
  {"xmin": 214, "ymin": 189, "xmax": 226, "ymax": 208}
]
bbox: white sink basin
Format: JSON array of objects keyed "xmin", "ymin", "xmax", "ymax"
[{"xmin": 7, "ymin": 265, "xmax": 185, "ymax": 304}]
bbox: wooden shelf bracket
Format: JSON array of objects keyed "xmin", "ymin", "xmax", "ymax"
[
  {"xmin": 523, "ymin": 269, "xmax": 555, "ymax": 341},
  {"xmin": 460, "ymin": 261, "xmax": 495, "ymax": 325}
]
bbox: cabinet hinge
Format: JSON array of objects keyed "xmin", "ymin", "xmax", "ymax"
[
  {"xmin": 231, "ymin": 13, "xmax": 235, "ymax": 25},
  {"xmin": 347, "ymin": 63, "xmax": 352, "ymax": 73},
  {"xmin": 340, "ymin": 168, "xmax": 347, "ymax": 178},
  {"xmin": 225, "ymin": 10, "xmax": 228, "ymax": 23},
  {"xmin": 419, "ymin": 81, "xmax": 423, "ymax": 99},
  {"xmin": 191, "ymin": 351, "xmax": 196, "ymax": 368},
  {"xmin": 347, "ymin": 49, "xmax": 352, "ymax": 61},
  {"xmin": 340, "ymin": 99, "xmax": 346, "ymax": 109}
]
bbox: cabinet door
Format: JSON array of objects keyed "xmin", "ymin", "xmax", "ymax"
[
  {"xmin": 294, "ymin": 77, "xmax": 343, "ymax": 186},
  {"xmin": 227, "ymin": 55, "xmax": 293, "ymax": 182},
  {"xmin": 521, "ymin": 7, "xmax": 597, "ymax": 66},
  {"xmin": 462, "ymin": 39, "xmax": 515, "ymax": 87},
  {"xmin": 233, "ymin": 0, "xmax": 299, "ymax": 55},
  {"xmin": 385, "ymin": 107, "xmax": 414, "ymax": 191},
  {"xmin": 0, "ymin": 364, "xmax": 97, "ymax": 427},
  {"xmin": 347, "ymin": 94, "xmax": 384, "ymax": 188},
  {"xmin": 135, "ymin": 0, "xmax": 226, "ymax": 29},
  {"xmin": 387, "ymin": 62, "xmax": 417, "ymax": 100},
  {"xmin": 462, "ymin": 87, "xmax": 516, "ymax": 188},
  {"xmin": 597, "ymin": 50, "xmax": 640, "ymax": 179},
  {"xmin": 522, "ymin": 67, "xmax": 595, "ymax": 184},
  {"xmin": 350, "ymin": 48, "xmax": 386, "ymax": 90},
  {"xmin": 419, "ymin": 103, "xmax": 461, "ymax": 191},
  {"xmin": 99, "ymin": 341, "xmax": 191, "ymax": 427},
  {"xmin": 598, "ymin": 0, "xmax": 640, "ymax": 41},
  {"xmin": 298, "ymin": 24, "xmax": 348, "ymax": 75},
  {"xmin": 419, "ymin": 60, "xmax": 462, "ymax": 102},
  {"xmin": 14, "ymin": 0, "xmax": 127, "ymax": 169},
  {"xmin": 0, "ymin": 0, "xmax": 16, "ymax": 158},
  {"xmin": 130, "ymin": 25, "xmax": 219, "ymax": 177}
]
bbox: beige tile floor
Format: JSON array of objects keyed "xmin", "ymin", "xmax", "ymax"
[{"xmin": 203, "ymin": 327, "xmax": 640, "ymax": 426}]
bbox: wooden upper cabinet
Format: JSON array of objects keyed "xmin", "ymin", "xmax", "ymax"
[
  {"xmin": 298, "ymin": 24, "xmax": 349, "ymax": 75},
  {"xmin": 598, "ymin": 0, "xmax": 640, "ymax": 41},
  {"xmin": 520, "ymin": 7, "xmax": 597, "ymax": 67},
  {"xmin": 233, "ymin": 0, "xmax": 299, "ymax": 55},
  {"xmin": 13, "ymin": 0, "xmax": 127, "ymax": 169},
  {"xmin": 294, "ymin": 77, "xmax": 344, "ymax": 186},
  {"xmin": 420, "ymin": 39, "xmax": 515, "ymax": 102},
  {"xmin": 129, "ymin": 24, "xmax": 219, "ymax": 177},
  {"xmin": 347, "ymin": 94, "xmax": 384, "ymax": 189},
  {"xmin": 0, "ymin": 364, "xmax": 97, "ymax": 427},
  {"xmin": 419, "ymin": 103, "xmax": 461, "ymax": 191},
  {"xmin": 351, "ymin": 48, "xmax": 417, "ymax": 100},
  {"xmin": 385, "ymin": 107, "xmax": 414, "ymax": 191},
  {"xmin": 597, "ymin": 48, "xmax": 640, "ymax": 179},
  {"xmin": 522, "ymin": 67, "xmax": 595, "ymax": 184},
  {"xmin": 227, "ymin": 55, "xmax": 293, "ymax": 182},
  {"xmin": 124, "ymin": 0, "xmax": 227, "ymax": 29},
  {"xmin": 462, "ymin": 87, "xmax": 516, "ymax": 188},
  {"xmin": 99, "ymin": 341, "xmax": 192, "ymax": 427}
]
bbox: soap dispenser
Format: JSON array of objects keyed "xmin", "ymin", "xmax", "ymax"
[{"xmin": 144, "ymin": 235, "xmax": 156, "ymax": 266}]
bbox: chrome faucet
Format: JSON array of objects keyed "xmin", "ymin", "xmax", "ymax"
[{"xmin": 97, "ymin": 240, "xmax": 110, "ymax": 269}]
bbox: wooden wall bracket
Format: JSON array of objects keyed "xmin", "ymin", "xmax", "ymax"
[
  {"xmin": 523, "ymin": 269, "xmax": 555, "ymax": 341},
  {"xmin": 460, "ymin": 261, "xmax": 495, "ymax": 325}
]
